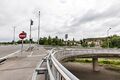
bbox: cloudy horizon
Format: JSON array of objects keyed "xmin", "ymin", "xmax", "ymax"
[{"xmin": 0, "ymin": 0, "xmax": 120, "ymax": 42}]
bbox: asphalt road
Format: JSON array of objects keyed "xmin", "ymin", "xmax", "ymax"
[
  {"xmin": 0, "ymin": 45, "xmax": 47, "ymax": 80},
  {"xmin": 0, "ymin": 44, "xmax": 29, "ymax": 58}
]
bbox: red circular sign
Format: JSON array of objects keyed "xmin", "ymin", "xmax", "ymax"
[{"xmin": 19, "ymin": 31, "xmax": 27, "ymax": 39}]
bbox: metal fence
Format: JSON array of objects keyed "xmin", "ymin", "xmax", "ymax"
[
  {"xmin": 32, "ymin": 48, "xmax": 79, "ymax": 80},
  {"xmin": 32, "ymin": 48, "xmax": 120, "ymax": 80}
]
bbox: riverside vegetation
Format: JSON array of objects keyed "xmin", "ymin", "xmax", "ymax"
[{"xmin": 63, "ymin": 58, "xmax": 120, "ymax": 72}]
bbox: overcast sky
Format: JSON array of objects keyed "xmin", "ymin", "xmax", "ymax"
[{"xmin": 0, "ymin": 0, "xmax": 120, "ymax": 41}]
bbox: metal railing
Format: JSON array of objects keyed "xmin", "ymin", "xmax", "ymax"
[
  {"xmin": 32, "ymin": 48, "xmax": 79, "ymax": 80},
  {"xmin": 46, "ymin": 49, "xmax": 79, "ymax": 80},
  {"xmin": 32, "ymin": 48, "xmax": 120, "ymax": 80}
]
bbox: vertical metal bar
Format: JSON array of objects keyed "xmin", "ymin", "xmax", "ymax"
[
  {"xmin": 38, "ymin": 11, "xmax": 40, "ymax": 45},
  {"xmin": 21, "ymin": 39, "xmax": 23, "ymax": 54},
  {"xmin": 30, "ymin": 20, "xmax": 32, "ymax": 51}
]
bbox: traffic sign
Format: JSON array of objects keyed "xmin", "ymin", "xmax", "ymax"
[
  {"xmin": 65, "ymin": 34, "xmax": 68, "ymax": 39},
  {"xmin": 19, "ymin": 31, "xmax": 27, "ymax": 39}
]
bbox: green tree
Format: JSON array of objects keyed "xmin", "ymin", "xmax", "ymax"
[
  {"xmin": 43, "ymin": 37, "xmax": 48, "ymax": 45},
  {"xmin": 39, "ymin": 37, "xmax": 48, "ymax": 45},
  {"xmin": 48, "ymin": 36, "xmax": 52, "ymax": 45},
  {"xmin": 109, "ymin": 35, "xmax": 120, "ymax": 48},
  {"xmin": 101, "ymin": 35, "xmax": 120, "ymax": 48},
  {"xmin": 81, "ymin": 39, "xmax": 88, "ymax": 47},
  {"xmin": 101, "ymin": 39, "xmax": 108, "ymax": 48},
  {"xmin": 89, "ymin": 42, "xmax": 95, "ymax": 47},
  {"xmin": 72, "ymin": 38, "xmax": 75, "ymax": 46},
  {"xmin": 38, "ymin": 36, "xmax": 65, "ymax": 46}
]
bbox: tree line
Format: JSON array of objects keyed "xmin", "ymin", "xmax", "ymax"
[
  {"xmin": 101, "ymin": 35, "xmax": 120, "ymax": 48},
  {"xmin": 39, "ymin": 36, "xmax": 76, "ymax": 46},
  {"xmin": 1, "ymin": 35, "xmax": 120, "ymax": 48},
  {"xmin": 80, "ymin": 35, "xmax": 120, "ymax": 48}
]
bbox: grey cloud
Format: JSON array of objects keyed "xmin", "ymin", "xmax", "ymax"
[
  {"xmin": 69, "ymin": 3, "xmax": 120, "ymax": 27},
  {"xmin": 59, "ymin": 0, "xmax": 67, "ymax": 4},
  {"xmin": 59, "ymin": 3, "xmax": 120, "ymax": 37},
  {"xmin": 0, "ymin": 13, "xmax": 16, "ymax": 27},
  {"xmin": 103, "ymin": 17, "xmax": 120, "ymax": 27}
]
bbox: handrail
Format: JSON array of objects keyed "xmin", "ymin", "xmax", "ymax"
[
  {"xmin": 51, "ymin": 55, "xmax": 71, "ymax": 80},
  {"xmin": 47, "ymin": 49, "xmax": 79, "ymax": 80},
  {"xmin": 32, "ymin": 54, "xmax": 48, "ymax": 80},
  {"xmin": 47, "ymin": 56, "xmax": 55, "ymax": 80},
  {"xmin": 32, "ymin": 59, "xmax": 44, "ymax": 80},
  {"xmin": 51, "ymin": 53, "xmax": 79, "ymax": 80},
  {"xmin": 47, "ymin": 48, "xmax": 120, "ymax": 80},
  {"xmin": 32, "ymin": 48, "xmax": 120, "ymax": 80}
]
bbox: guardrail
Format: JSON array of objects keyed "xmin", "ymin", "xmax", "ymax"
[
  {"xmin": 55, "ymin": 49, "xmax": 120, "ymax": 59},
  {"xmin": 32, "ymin": 48, "xmax": 120, "ymax": 80},
  {"xmin": 32, "ymin": 48, "xmax": 79, "ymax": 80},
  {"xmin": 32, "ymin": 54, "xmax": 48, "ymax": 80}
]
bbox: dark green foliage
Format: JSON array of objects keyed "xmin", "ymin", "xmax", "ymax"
[
  {"xmin": 101, "ymin": 39, "xmax": 108, "ymax": 48},
  {"xmin": 101, "ymin": 35, "xmax": 120, "ymax": 48},
  {"xmin": 0, "ymin": 41, "xmax": 18, "ymax": 45},
  {"xmin": 39, "ymin": 36, "xmax": 65, "ymax": 46},
  {"xmin": 81, "ymin": 39, "xmax": 88, "ymax": 47},
  {"xmin": 89, "ymin": 42, "xmax": 95, "ymax": 47},
  {"xmin": 38, "ymin": 36, "xmax": 78, "ymax": 46},
  {"xmin": 16, "ymin": 39, "xmax": 33, "ymax": 44},
  {"xmin": 48, "ymin": 36, "xmax": 52, "ymax": 45},
  {"xmin": 100, "ymin": 60, "xmax": 111, "ymax": 64},
  {"xmin": 39, "ymin": 37, "xmax": 48, "ymax": 45}
]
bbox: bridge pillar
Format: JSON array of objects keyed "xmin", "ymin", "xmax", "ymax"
[{"xmin": 92, "ymin": 57, "xmax": 100, "ymax": 72}]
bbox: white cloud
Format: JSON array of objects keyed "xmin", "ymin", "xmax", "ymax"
[{"xmin": 0, "ymin": 0, "xmax": 120, "ymax": 41}]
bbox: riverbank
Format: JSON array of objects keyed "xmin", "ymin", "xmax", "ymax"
[
  {"xmin": 63, "ymin": 58, "xmax": 120, "ymax": 72},
  {"xmin": 62, "ymin": 62, "xmax": 120, "ymax": 80}
]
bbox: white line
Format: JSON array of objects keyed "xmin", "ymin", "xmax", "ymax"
[
  {"xmin": 0, "ymin": 50, "xmax": 20, "ymax": 60},
  {"xmin": 27, "ymin": 52, "xmax": 33, "ymax": 57},
  {"xmin": 30, "ymin": 52, "xmax": 33, "ymax": 56},
  {"xmin": 27, "ymin": 54, "xmax": 46, "ymax": 57}
]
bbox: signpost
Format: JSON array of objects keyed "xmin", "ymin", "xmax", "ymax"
[
  {"xmin": 19, "ymin": 31, "xmax": 27, "ymax": 54},
  {"xmin": 65, "ymin": 34, "xmax": 68, "ymax": 46}
]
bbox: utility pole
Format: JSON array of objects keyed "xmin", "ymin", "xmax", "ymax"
[
  {"xmin": 107, "ymin": 28, "xmax": 111, "ymax": 48},
  {"xmin": 38, "ymin": 11, "xmax": 40, "ymax": 45},
  {"xmin": 29, "ymin": 19, "xmax": 33, "ymax": 50},
  {"xmin": 13, "ymin": 26, "xmax": 16, "ymax": 44}
]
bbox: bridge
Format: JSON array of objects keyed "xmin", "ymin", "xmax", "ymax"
[{"xmin": 32, "ymin": 48, "xmax": 120, "ymax": 80}]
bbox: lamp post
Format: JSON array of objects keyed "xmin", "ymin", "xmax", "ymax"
[
  {"xmin": 107, "ymin": 28, "xmax": 111, "ymax": 48},
  {"xmin": 29, "ymin": 19, "xmax": 33, "ymax": 50},
  {"xmin": 38, "ymin": 11, "xmax": 40, "ymax": 45},
  {"xmin": 13, "ymin": 26, "xmax": 16, "ymax": 44}
]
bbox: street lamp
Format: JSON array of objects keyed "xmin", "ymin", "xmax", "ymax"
[
  {"xmin": 38, "ymin": 11, "xmax": 40, "ymax": 45},
  {"xmin": 13, "ymin": 26, "xmax": 16, "ymax": 44},
  {"xmin": 107, "ymin": 28, "xmax": 111, "ymax": 48},
  {"xmin": 29, "ymin": 19, "xmax": 33, "ymax": 50}
]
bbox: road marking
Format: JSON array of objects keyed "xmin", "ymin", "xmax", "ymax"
[
  {"xmin": 0, "ymin": 50, "xmax": 20, "ymax": 60},
  {"xmin": 27, "ymin": 52, "xmax": 33, "ymax": 57},
  {"xmin": 27, "ymin": 54, "xmax": 46, "ymax": 58}
]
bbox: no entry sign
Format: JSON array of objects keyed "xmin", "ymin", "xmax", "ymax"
[{"xmin": 19, "ymin": 31, "xmax": 27, "ymax": 39}]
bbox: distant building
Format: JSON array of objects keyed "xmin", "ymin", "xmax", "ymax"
[{"xmin": 84, "ymin": 37, "xmax": 106, "ymax": 47}]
